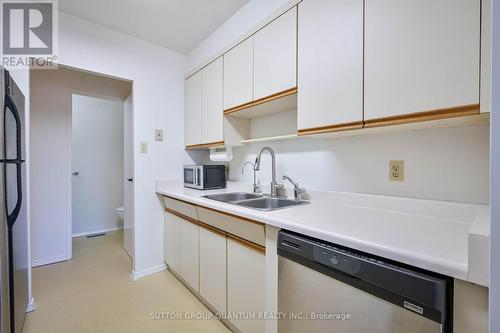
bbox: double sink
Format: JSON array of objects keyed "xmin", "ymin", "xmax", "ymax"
[{"xmin": 203, "ymin": 192, "xmax": 308, "ymax": 211}]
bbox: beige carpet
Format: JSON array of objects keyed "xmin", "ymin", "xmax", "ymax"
[{"xmin": 23, "ymin": 231, "xmax": 230, "ymax": 333}]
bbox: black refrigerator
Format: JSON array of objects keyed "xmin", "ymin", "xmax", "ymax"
[{"xmin": 0, "ymin": 67, "xmax": 28, "ymax": 333}]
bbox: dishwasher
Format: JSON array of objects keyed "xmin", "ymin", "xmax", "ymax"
[{"xmin": 277, "ymin": 230, "xmax": 453, "ymax": 333}]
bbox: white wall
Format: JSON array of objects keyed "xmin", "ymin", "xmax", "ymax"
[
  {"xmin": 55, "ymin": 12, "xmax": 205, "ymax": 275},
  {"xmin": 187, "ymin": 0, "xmax": 292, "ymax": 71},
  {"xmin": 71, "ymin": 95, "xmax": 124, "ymax": 236}
]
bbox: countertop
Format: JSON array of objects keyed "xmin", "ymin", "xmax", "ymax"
[{"xmin": 156, "ymin": 180, "xmax": 490, "ymax": 285}]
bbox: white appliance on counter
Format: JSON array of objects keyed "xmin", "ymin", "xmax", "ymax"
[{"xmin": 277, "ymin": 230, "xmax": 452, "ymax": 333}]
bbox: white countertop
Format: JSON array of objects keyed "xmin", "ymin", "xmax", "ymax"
[{"xmin": 156, "ymin": 180, "xmax": 490, "ymax": 285}]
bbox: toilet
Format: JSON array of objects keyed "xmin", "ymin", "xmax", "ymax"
[{"xmin": 116, "ymin": 207, "xmax": 124, "ymax": 224}]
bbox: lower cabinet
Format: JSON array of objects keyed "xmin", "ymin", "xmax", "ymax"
[
  {"xmin": 227, "ymin": 237, "xmax": 266, "ymax": 333},
  {"xmin": 164, "ymin": 211, "xmax": 181, "ymax": 272},
  {"xmin": 179, "ymin": 218, "xmax": 200, "ymax": 292},
  {"xmin": 199, "ymin": 225, "xmax": 227, "ymax": 314}
]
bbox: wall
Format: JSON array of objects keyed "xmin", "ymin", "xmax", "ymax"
[
  {"xmin": 30, "ymin": 67, "xmax": 131, "ymax": 266},
  {"xmin": 187, "ymin": 0, "xmax": 292, "ymax": 71},
  {"xmin": 71, "ymin": 95, "xmax": 124, "ymax": 236},
  {"xmin": 54, "ymin": 12, "xmax": 207, "ymax": 275}
]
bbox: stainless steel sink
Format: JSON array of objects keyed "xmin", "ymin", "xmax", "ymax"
[
  {"xmin": 203, "ymin": 192, "xmax": 308, "ymax": 211},
  {"xmin": 236, "ymin": 197, "xmax": 308, "ymax": 211},
  {"xmin": 203, "ymin": 192, "xmax": 263, "ymax": 203}
]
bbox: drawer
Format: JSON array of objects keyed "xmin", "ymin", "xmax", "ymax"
[
  {"xmin": 197, "ymin": 206, "xmax": 265, "ymax": 247},
  {"xmin": 163, "ymin": 196, "xmax": 199, "ymax": 221}
]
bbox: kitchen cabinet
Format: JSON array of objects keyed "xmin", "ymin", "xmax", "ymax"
[
  {"xmin": 297, "ymin": 0, "xmax": 363, "ymax": 134},
  {"xmin": 185, "ymin": 71, "xmax": 202, "ymax": 147},
  {"xmin": 164, "ymin": 211, "xmax": 181, "ymax": 273},
  {"xmin": 224, "ymin": 38, "xmax": 254, "ymax": 111},
  {"xmin": 202, "ymin": 57, "xmax": 224, "ymax": 144},
  {"xmin": 253, "ymin": 6, "xmax": 297, "ymax": 101},
  {"xmin": 199, "ymin": 225, "xmax": 227, "ymax": 314},
  {"xmin": 364, "ymin": 0, "xmax": 480, "ymax": 125},
  {"xmin": 227, "ymin": 237, "xmax": 265, "ymax": 333},
  {"xmin": 179, "ymin": 217, "xmax": 200, "ymax": 291}
]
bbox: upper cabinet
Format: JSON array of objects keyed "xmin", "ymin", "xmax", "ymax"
[
  {"xmin": 297, "ymin": 0, "xmax": 363, "ymax": 134},
  {"xmin": 224, "ymin": 38, "xmax": 254, "ymax": 111},
  {"xmin": 202, "ymin": 57, "xmax": 224, "ymax": 144},
  {"xmin": 364, "ymin": 0, "xmax": 481, "ymax": 125},
  {"xmin": 254, "ymin": 7, "xmax": 297, "ymax": 100},
  {"xmin": 185, "ymin": 71, "xmax": 202, "ymax": 147},
  {"xmin": 185, "ymin": 57, "xmax": 224, "ymax": 148}
]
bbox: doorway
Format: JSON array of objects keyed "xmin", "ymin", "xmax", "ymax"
[{"xmin": 30, "ymin": 66, "xmax": 133, "ymax": 267}]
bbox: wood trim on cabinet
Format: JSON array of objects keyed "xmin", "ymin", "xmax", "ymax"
[
  {"xmin": 199, "ymin": 221, "xmax": 227, "ymax": 238},
  {"xmin": 228, "ymin": 234, "xmax": 266, "ymax": 255},
  {"xmin": 185, "ymin": 141, "xmax": 225, "ymax": 150},
  {"xmin": 364, "ymin": 104, "xmax": 480, "ymax": 128},
  {"xmin": 298, "ymin": 121, "xmax": 364, "ymax": 136},
  {"xmin": 223, "ymin": 87, "xmax": 298, "ymax": 115},
  {"xmin": 165, "ymin": 207, "xmax": 199, "ymax": 226},
  {"xmin": 162, "ymin": 195, "xmax": 266, "ymax": 227}
]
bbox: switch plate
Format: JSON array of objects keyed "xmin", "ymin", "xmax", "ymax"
[
  {"xmin": 140, "ymin": 142, "xmax": 148, "ymax": 153},
  {"xmin": 155, "ymin": 129, "xmax": 163, "ymax": 141},
  {"xmin": 389, "ymin": 160, "xmax": 404, "ymax": 181}
]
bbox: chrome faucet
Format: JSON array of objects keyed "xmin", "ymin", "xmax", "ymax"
[
  {"xmin": 242, "ymin": 161, "xmax": 261, "ymax": 193},
  {"xmin": 254, "ymin": 147, "xmax": 285, "ymax": 197},
  {"xmin": 282, "ymin": 175, "xmax": 307, "ymax": 201}
]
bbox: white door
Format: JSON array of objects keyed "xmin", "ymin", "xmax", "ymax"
[
  {"xmin": 185, "ymin": 72, "xmax": 202, "ymax": 146},
  {"xmin": 253, "ymin": 6, "xmax": 297, "ymax": 100},
  {"xmin": 164, "ymin": 211, "xmax": 181, "ymax": 272},
  {"xmin": 223, "ymin": 37, "xmax": 254, "ymax": 110},
  {"xmin": 201, "ymin": 57, "xmax": 224, "ymax": 144},
  {"xmin": 71, "ymin": 95, "xmax": 124, "ymax": 236},
  {"xmin": 364, "ymin": 0, "xmax": 480, "ymax": 121},
  {"xmin": 297, "ymin": 0, "xmax": 363, "ymax": 131},
  {"xmin": 123, "ymin": 94, "xmax": 134, "ymax": 259},
  {"xmin": 179, "ymin": 219, "xmax": 200, "ymax": 291}
]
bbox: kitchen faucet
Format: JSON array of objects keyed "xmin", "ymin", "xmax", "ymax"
[
  {"xmin": 242, "ymin": 161, "xmax": 261, "ymax": 193},
  {"xmin": 254, "ymin": 147, "xmax": 285, "ymax": 198},
  {"xmin": 282, "ymin": 175, "xmax": 307, "ymax": 201}
]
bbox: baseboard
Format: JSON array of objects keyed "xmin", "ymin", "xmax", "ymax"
[
  {"xmin": 130, "ymin": 263, "xmax": 166, "ymax": 281},
  {"xmin": 32, "ymin": 254, "xmax": 67, "ymax": 267},
  {"xmin": 72, "ymin": 226, "xmax": 123, "ymax": 238},
  {"xmin": 26, "ymin": 297, "xmax": 36, "ymax": 312}
]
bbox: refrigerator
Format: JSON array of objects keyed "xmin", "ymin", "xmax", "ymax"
[{"xmin": 0, "ymin": 66, "xmax": 28, "ymax": 333}]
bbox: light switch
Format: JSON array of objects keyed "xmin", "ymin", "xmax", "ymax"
[
  {"xmin": 155, "ymin": 129, "xmax": 163, "ymax": 141},
  {"xmin": 140, "ymin": 142, "xmax": 148, "ymax": 153}
]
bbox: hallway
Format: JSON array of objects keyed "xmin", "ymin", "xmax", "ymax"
[{"xmin": 23, "ymin": 231, "xmax": 230, "ymax": 333}]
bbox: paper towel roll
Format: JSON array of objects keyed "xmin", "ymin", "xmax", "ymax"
[{"xmin": 209, "ymin": 146, "xmax": 233, "ymax": 162}]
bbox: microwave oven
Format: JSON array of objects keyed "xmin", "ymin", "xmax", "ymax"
[{"xmin": 183, "ymin": 165, "xmax": 226, "ymax": 190}]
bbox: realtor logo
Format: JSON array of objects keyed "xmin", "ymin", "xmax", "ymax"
[{"xmin": 1, "ymin": 0, "xmax": 58, "ymax": 68}]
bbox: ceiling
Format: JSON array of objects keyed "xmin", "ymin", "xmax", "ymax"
[{"xmin": 59, "ymin": 0, "xmax": 249, "ymax": 53}]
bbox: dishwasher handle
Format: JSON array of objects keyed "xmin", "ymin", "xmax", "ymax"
[{"xmin": 277, "ymin": 230, "xmax": 452, "ymax": 326}]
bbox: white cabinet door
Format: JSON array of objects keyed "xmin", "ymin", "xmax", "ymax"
[
  {"xmin": 365, "ymin": 0, "xmax": 480, "ymax": 121},
  {"xmin": 297, "ymin": 0, "xmax": 363, "ymax": 131},
  {"xmin": 224, "ymin": 38, "xmax": 254, "ymax": 110},
  {"xmin": 227, "ymin": 238, "xmax": 265, "ymax": 333},
  {"xmin": 185, "ymin": 72, "xmax": 202, "ymax": 146},
  {"xmin": 164, "ymin": 211, "xmax": 180, "ymax": 272},
  {"xmin": 254, "ymin": 6, "xmax": 297, "ymax": 100},
  {"xmin": 202, "ymin": 57, "xmax": 224, "ymax": 144},
  {"xmin": 179, "ymin": 219, "xmax": 200, "ymax": 291},
  {"xmin": 199, "ymin": 227, "xmax": 227, "ymax": 314}
]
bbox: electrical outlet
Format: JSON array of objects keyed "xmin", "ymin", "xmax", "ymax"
[
  {"xmin": 155, "ymin": 129, "xmax": 163, "ymax": 141},
  {"xmin": 140, "ymin": 142, "xmax": 148, "ymax": 153},
  {"xmin": 389, "ymin": 160, "xmax": 404, "ymax": 181}
]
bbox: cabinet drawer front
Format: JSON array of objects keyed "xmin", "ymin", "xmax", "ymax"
[
  {"xmin": 197, "ymin": 206, "xmax": 265, "ymax": 247},
  {"xmin": 163, "ymin": 196, "xmax": 199, "ymax": 221}
]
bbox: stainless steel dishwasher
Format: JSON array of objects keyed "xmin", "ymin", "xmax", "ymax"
[{"xmin": 277, "ymin": 230, "xmax": 453, "ymax": 333}]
